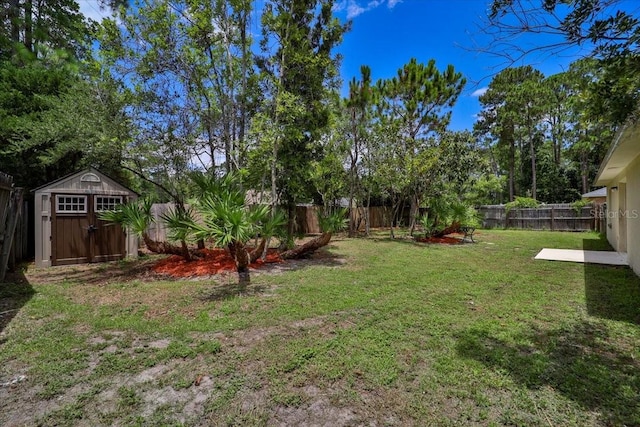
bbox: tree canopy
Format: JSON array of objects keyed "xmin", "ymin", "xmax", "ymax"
[{"xmin": 0, "ymin": 0, "xmax": 630, "ymax": 241}]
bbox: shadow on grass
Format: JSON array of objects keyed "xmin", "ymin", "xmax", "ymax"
[
  {"xmin": 583, "ymin": 235, "xmax": 640, "ymax": 325},
  {"xmin": 26, "ymin": 256, "xmax": 162, "ymax": 287},
  {"xmin": 199, "ymin": 282, "xmax": 269, "ymax": 301},
  {"xmin": 0, "ymin": 269, "xmax": 35, "ymax": 339},
  {"xmin": 456, "ymin": 321, "xmax": 640, "ymax": 425},
  {"xmin": 366, "ymin": 234, "xmax": 470, "ymax": 247}
]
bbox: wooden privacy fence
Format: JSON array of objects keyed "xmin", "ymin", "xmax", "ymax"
[
  {"xmin": 147, "ymin": 203, "xmax": 395, "ymax": 241},
  {"xmin": 478, "ymin": 204, "xmax": 599, "ymax": 231}
]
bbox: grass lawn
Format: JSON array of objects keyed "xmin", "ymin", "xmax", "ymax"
[{"xmin": 1, "ymin": 230, "xmax": 639, "ymax": 426}]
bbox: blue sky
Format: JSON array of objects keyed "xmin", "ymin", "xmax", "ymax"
[{"xmin": 331, "ymin": 0, "xmax": 583, "ymax": 131}]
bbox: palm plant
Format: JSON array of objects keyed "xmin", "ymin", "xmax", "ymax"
[
  {"xmin": 169, "ymin": 172, "xmax": 276, "ymax": 286},
  {"xmin": 280, "ymin": 208, "xmax": 347, "ymax": 259},
  {"xmin": 99, "ymin": 198, "xmax": 187, "ymax": 257},
  {"xmin": 421, "ymin": 197, "xmax": 479, "ymax": 238}
]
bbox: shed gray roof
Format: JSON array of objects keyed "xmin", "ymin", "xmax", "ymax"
[
  {"xmin": 581, "ymin": 187, "xmax": 607, "ymax": 198},
  {"xmin": 32, "ymin": 167, "xmax": 139, "ymax": 196}
]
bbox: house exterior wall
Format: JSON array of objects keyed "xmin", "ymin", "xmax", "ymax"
[
  {"xmin": 606, "ymin": 185, "xmax": 619, "ymax": 250},
  {"xmin": 605, "ymin": 156, "xmax": 640, "ymax": 276},
  {"xmin": 34, "ymin": 170, "xmax": 138, "ymax": 268},
  {"xmin": 625, "ymin": 156, "xmax": 640, "ymax": 276}
]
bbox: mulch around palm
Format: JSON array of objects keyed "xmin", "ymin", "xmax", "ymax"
[
  {"xmin": 152, "ymin": 248, "xmax": 283, "ymax": 278},
  {"xmin": 414, "ymin": 235, "xmax": 463, "ymax": 244}
]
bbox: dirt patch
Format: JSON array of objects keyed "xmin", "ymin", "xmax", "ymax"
[{"xmin": 272, "ymin": 393, "xmax": 360, "ymax": 426}]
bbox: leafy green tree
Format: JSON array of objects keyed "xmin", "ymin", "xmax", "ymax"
[
  {"xmin": 344, "ymin": 65, "xmax": 373, "ymax": 236},
  {"xmin": 0, "ymin": 0, "xmax": 131, "ymax": 190},
  {"xmin": 257, "ymin": 0, "xmax": 349, "ymax": 244},
  {"xmin": 98, "ymin": 0, "xmax": 256, "ymax": 201},
  {"xmin": 374, "ymin": 58, "xmax": 465, "ymax": 235},
  {"xmin": 563, "ymin": 58, "xmax": 616, "ymax": 193},
  {"xmin": 485, "ymin": 0, "xmax": 640, "ymax": 124},
  {"xmin": 1, "ymin": 0, "xmax": 91, "ymax": 60},
  {"xmin": 475, "ymin": 66, "xmax": 546, "ymax": 201},
  {"xmin": 0, "ymin": 57, "xmax": 128, "ymax": 189}
]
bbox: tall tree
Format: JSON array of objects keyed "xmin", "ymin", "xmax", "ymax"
[
  {"xmin": 484, "ymin": 0, "xmax": 640, "ymax": 124},
  {"xmin": 344, "ymin": 65, "xmax": 372, "ymax": 237},
  {"xmin": 98, "ymin": 0, "xmax": 255, "ymax": 200},
  {"xmin": 0, "ymin": 0, "xmax": 91, "ymax": 60},
  {"xmin": 0, "ymin": 0, "xmax": 129, "ymax": 190},
  {"xmin": 565, "ymin": 58, "xmax": 616, "ymax": 193},
  {"xmin": 257, "ymin": 0, "xmax": 348, "ymax": 244},
  {"xmin": 475, "ymin": 66, "xmax": 545, "ymax": 201},
  {"xmin": 375, "ymin": 58, "xmax": 465, "ymax": 235}
]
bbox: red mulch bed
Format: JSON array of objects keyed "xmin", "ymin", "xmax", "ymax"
[
  {"xmin": 152, "ymin": 248, "xmax": 282, "ymax": 277},
  {"xmin": 415, "ymin": 235, "xmax": 462, "ymax": 244}
]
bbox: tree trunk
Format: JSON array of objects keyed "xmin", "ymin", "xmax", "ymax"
[
  {"xmin": 364, "ymin": 195, "xmax": 371, "ymax": 237},
  {"xmin": 581, "ymin": 151, "xmax": 589, "ymax": 195},
  {"xmin": 530, "ymin": 130, "xmax": 537, "ymax": 200},
  {"xmin": 286, "ymin": 202, "xmax": 296, "ymax": 248},
  {"xmin": 408, "ymin": 192, "xmax": 419, "ymax": 236},
  {"xmin": 432, "ymin": 221, "xmax": 461, "ymax": 238},
  {"xmin": 279, "ymin": 232, "xmax": 332, "ymax": 260},
  {"xmin": 180, "ymin": 239, "xmax": 191, "ymax": 262},
  {"xmin": 509, "ymin": 137, "xmax": 515, "ymax": 202},
  {"xmin": 249, "ymin": 238, "xmax": 266, "ymax": 263},
  {"xmin": 24, "ymin": 0, "xmax": 33, "ymax": 52},
  {"xmin": 229, "ymin": 241, "xmax": 250, "ymax": 286},
  {"xmin": 9, "ymin": 0, "xmax": 20, "ymax": 45},
  {"xmin": 142, "ymin": 233, "xmax": 187, "ymax": 257}
]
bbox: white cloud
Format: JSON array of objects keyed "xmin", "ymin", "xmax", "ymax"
[
  {"xmin": 342, "ymin": 0, "xmax": 401, "ymax": 19},
  {"xmin": 471, "ymin": 87, "xmax": 488, "ymax": 97},
  {"xmin": 347, "ymin": 2, "xmax": 367, "ymax": 18},
  {"xmin": 333, "ymin": 0, "xmax": 347, "ymax": 12},
  {"xmin": 78, "ymin": 0, "xmax": 113, "ymax": 22}
]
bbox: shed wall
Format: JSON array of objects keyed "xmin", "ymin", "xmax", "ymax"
[{"xmin": 34, "ymin": 170, "xmax": 138, "ymax": 267}]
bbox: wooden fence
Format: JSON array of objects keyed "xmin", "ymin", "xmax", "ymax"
[
  {"xmin": 0, "ymin": 172, "xmax": 27, "ymax": 281},
  {"xmin": 478, "ymin": 204, "xmax": 599, "ymax": 231}
]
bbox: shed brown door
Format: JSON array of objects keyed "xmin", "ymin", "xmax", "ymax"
[{"xmin": 51, "ymin": 194, "xmax": 126, "ymax": 266}]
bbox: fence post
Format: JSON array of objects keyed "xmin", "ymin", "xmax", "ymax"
[{"xmin": 550, "ymin": 207, "xmax": 554, "ymax": 231}]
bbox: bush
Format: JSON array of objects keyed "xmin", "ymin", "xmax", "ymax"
[
  {"xmin": 420, "ymin": 199, "xmax": 480, "ymax": 237},
  {"xmin": 505, "ymin": 197, "xmax": 540, "ymax": 214},
  {"xmin": 571, "ymin": 199, "xmax": 592, "ymax": 213}
]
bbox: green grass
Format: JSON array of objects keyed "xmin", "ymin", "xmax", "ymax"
[{"xmin": 1, "ymin": 230, "xmax": 639, "ymax": 426}]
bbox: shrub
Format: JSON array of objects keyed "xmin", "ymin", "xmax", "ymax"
[{"xmin": 505, "ymin": 197, "xmax": 540, "ymax": 214}]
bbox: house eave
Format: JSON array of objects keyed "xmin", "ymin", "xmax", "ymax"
[{"xmin": 595, "ymin": 116, "xmax": 640, "ymax": 186}]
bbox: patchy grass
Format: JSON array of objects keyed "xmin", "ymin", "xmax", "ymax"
[{"xmin": 1, "ymin": 230, "xmax": 639, "ymax": 426}]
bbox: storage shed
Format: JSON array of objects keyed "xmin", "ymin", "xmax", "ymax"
[{"xmin": 34, "ymin": 168, "xmax": 138, "ymax": 267}]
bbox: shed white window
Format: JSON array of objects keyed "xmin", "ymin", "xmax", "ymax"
[
  {"xmin": 56, "ymin": 195, "xmax": 87, "ymax": 213},
  {"xmin": 95, "ymin": 196, "xmax": 123, "ymax": 212}
]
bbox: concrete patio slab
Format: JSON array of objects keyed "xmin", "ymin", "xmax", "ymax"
[{"xmin": 535, "ymin": 248, "xmax": 628, "ymax": 266}]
